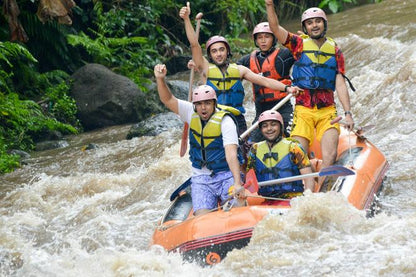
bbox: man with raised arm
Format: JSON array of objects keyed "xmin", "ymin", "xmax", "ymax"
[
  {"xmin": 179, "ymin": 2, "xmax": 302, "ymax": 136},
  {"xmin": 265, "ymin": 0, "xmax": 354, "ymax": 188},
  {"xmin": 154, "ymin": 64, "xmax": 245, "ymax": 215},
  {"xmin": 237, "ymin": 22, "xmax": 295, "ymax": 142}
]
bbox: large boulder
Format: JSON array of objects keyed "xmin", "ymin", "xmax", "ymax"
[
  {"xmin": 70, "ymin": 63, "xmax": 161, "ymax": 130},
  {"xmin": 126, "ymin": 112, "xmax": 183, "ymax": 139}
]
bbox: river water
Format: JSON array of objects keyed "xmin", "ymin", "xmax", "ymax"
[{"xmin": 1, "ymin": 0, "xmax": 416, "ymax": 276}]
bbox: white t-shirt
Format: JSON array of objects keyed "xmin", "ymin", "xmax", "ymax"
[{"xmin": 178, "ymin": 99, "xmax": 239, "ymax": 176}]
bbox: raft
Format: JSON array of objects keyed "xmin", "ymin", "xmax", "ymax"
[{"xmin": 151, "ymin": 126, "xmax": 389, "ymax": 266}]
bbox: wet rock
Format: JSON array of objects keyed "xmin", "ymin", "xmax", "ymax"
[
  {"xmin": 70, "ymin": 63, "xmax": 164, "ymax": 131},
  {"xmin": 35, "ymin": 140, "xmax": 69, "ymax": 151},
  {"xmin": 127, "ymin": 112, "xmax": 183, "ymax": 139},
  {"xmin": 8, "ymin": 149, "xmax": 31, "ymax": 159},
  {"xmin": 81, "ymin": 143, "xmax": 99, "ymax": 151},
  {"xmin": 166, "ymin": 80, "xmax": 189, "ymax": 101}
]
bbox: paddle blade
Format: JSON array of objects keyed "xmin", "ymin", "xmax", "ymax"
[
  {"xmin": 244, "ymin": 169, "xmax": 259, "ymax": 193},
  {"xmin": 358, "ymin": 124, "xmax": 375, "ymax": 132},
  {"xmin": 180, "ymin": 123, "xmax": 189, "ymax": 157},
  {"xmin": 355, "ymin": 124, "xmax": 375, "ymax": 137},
  {"xmin": 318, "ymin": 165, "xmax": 355, "ymax": 177},
  {"xmin": 170, "ymin": 178, "xmax": 192, "ymax": 201}
]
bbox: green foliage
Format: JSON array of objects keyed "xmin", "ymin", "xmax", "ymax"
[
  {"xmin": 44, "ymin": 79, "xmax": 81, "ymax": 129},
  {"xmin": 0, "ymin": 41, "xmax": 37, "ymax": 94},
  {"xmin": 0, "ymin": 139, "xmax": 20, "ymax": 174},
  {"xmin": 210, "ymin": 0, "xmax": 265, "ymax": 37},
  {"xmin": 19, "ymin": 10, "xmax": 82, "ymax": 73},
  {"xmin": 66, "ymin": 1, "xmax": 164, "ymax": 90},
  {"xmin": 318, "ymin": 0, "xmax": 383, "ymax": 13},
  {"xmin": 0, "ymin": 40, "xmax": 81, "ymax": 174},
  {"xmin": 0, "ymin": 93, "xmax": 77, "ymax": 152},
  {"xmin": 318, "ymin": 0, "xmax": 354, "ymax": 13}
]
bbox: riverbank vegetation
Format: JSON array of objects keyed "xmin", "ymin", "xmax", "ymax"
[{"xmin": 0, "ymin": 0, "xmax": 381, "ymax": 173}]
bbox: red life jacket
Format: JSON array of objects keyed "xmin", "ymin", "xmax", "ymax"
[{"xmin": 249, "ymin": 49, "xmax": 292, "ymax": 104}]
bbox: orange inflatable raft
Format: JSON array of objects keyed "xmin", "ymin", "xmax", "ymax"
[{"xmin": 151, "ymin": 126, "xmax": 389, "ymax": 266}]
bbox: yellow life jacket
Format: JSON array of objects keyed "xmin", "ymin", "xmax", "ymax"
[
  {"xmin": 206, "ymin": 63, "xmax": 245, "ymax": 113},
  {"xmin": 189, "ymin": 110, "xmax": 242, "ymax": 173}
]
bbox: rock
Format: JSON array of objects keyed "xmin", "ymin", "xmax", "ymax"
[
  {"xmin": 165, "ymin": 55, "xmax": 192, "ymax": 75},
  {"xmin": 8, "ymin": 149, "xmax": 31, "ymax": 160},
  {"xmin": 35, "ymin": 140, "xmax": 69, "ymax": 151},
  {"xmin": 166, "ymin": 80, "xmax": 190, "ymax": 101},
  {"xmin": 70, "ymin": 63, "xmax": 162, "ymax": 130},
  {"xmin": 127, "ymin": 112, "xmax": 183, "ymax": 139}
]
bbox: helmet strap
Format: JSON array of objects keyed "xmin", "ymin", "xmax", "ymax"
[{"xmin": 259, "ymin": 46, "xmax": 276, "ymax": 56}]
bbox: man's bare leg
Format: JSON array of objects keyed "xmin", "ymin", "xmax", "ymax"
[{"xmin": 317, "ymin": 128, "xmax": 339, "ymax": 191}]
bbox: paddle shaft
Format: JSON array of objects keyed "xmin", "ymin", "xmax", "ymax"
[
  {"xmin": 246, "ymin": 195, "xmax": 291, "ymax": 201},
  {"xmin": 258, "ymin": 171, "xmax": 321, "ymax": 187},
  {"xmin": 257, "ymin": 165, "xmax": 355, "ymax": 187},
  {"xmin": 339, "ymin": 120, "xmax": 374, "ymax": 133},
  {"xmin": 239, "ymin": 93, "xmax": 292, "ymax": 140},
  {"xmin": 179, "ymin": 13, "xmax": 203, "ymax": 157}
]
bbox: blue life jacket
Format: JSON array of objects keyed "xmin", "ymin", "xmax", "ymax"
[
  {"xmin": 292, "ymin": 35, "xmax": 337, "ymax": 90},
  {"xmin": 189, "ymin": 110, "xmax": 244, "ymax": 174},
  {"xmin": 206, "ymin": 63, "xmax": 246, "ymax": 114},
  {"xmin": 254, "ymin": 139, "xmax": 304, "ymax": 196}
]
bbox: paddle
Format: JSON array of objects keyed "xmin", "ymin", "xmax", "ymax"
[
  {"xmin": 239, "ymin": 93, "xmax": 293, "ymax": 140},
  {"xmin": 244, "ymin": 165, "xmax": 355, "ymax": 193},
  {"xmin": 180, "ymin": 12, "xmax": 203, "ymax": 157},
  {"xmin": 170, "ymin": 177, "xmax": 191, "ymax": 201}
]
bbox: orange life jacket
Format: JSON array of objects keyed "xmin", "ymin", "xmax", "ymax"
[{"xmin": 249, "ymin": 49, "xmax": 292, "ymax": 104}]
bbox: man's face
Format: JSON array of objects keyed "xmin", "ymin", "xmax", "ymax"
[
  {"xmin": 194, "ymin": 99, "xmax": 215, "ymax": 121},
  {"xmin": 260, "ymin": 120, "xmax": 281, "ymax": 141},
  {"xmin": 209, "ymin": 42, "xmax": 228, "ymax": 66},
  {"xmin": 304, "ymin": 17, "xmax": 325, "ymax": 39},
  {"xmin": 255, "ymin": 33, "xmax": 274, "ymax": 52}
]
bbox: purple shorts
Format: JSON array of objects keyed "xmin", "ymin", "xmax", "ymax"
[{"xmin": 191, "ymin": 171, "xmax": 234, "ymax": 213}]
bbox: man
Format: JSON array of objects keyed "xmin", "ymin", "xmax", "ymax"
[
  {"xmin": 265, "ymin": 1, "xmax": 354, "ymax": 188},
  {"xmin": 154, "ymin": 63, "xmax": 245, "ymax": 215},
  {"xmin": 237, "ymin": 22, "xmax": 295, "ymax": 141},
  {"xmin": 246, "ymin": 110, "xmax": 315, "ymax": 197},
  {"xmin": 179, "ymin": 2, "xmax": 301, "ymax": 136}
]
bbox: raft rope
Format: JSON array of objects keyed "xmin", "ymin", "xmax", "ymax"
[{"xmin": 348, "ymin": 130, "xmax": 353, "ymax": 166}]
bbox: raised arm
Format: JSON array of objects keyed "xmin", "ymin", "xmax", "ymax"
[
  {"xmin": 154, "ymin": 64, "xmax": 179, "ymax": 114},
  {"xmin": 238, "ymin": 65, "xmax": 301, "ymax": 95},
  {"xmin": 179, "ymin": 2, "xmax": 208, "ymax": 73},
  {"xmin": 265, "ymin": 0, "xmax": 289, "ymax": 44}
]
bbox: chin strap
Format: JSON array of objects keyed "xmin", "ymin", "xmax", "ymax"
[
  {"xmin": 260, "ymin": 47, "xmax": 276, "ymax": 57},
  {"xmin": 266, "ymin": 135, "xmax": 282, "ymax": 147}
]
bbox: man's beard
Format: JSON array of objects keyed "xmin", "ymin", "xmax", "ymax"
[
  {"xmin": 213, "ymin": 59, "xmax": 228, "ymax": 67},
  {"xmin": 309, "ymin": 30, "xmax": 326, "ymax": 39}
]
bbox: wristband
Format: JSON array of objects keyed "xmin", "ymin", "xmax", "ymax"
[
  {"xmin": 284, "ymin": 85, "xmax": 290, "ymax": 92},
  {"xmin": 344, "ymin": 111, "xmax": 352, "ymax": 116}
]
